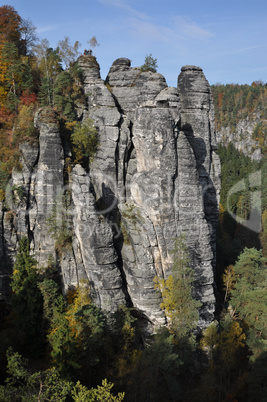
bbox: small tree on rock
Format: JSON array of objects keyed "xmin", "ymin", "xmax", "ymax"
[{"xmin": 140, "ymin": 53, "xmax": 158, "ymax": 73}]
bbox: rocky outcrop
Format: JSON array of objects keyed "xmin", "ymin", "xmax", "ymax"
[
  {"xmin": 178, "ymin": 66, "xmax": 221, "ymax": 269},
  {"xmin": 0, "ymin": 56, "xmax": 220, "ymax": 333},
  {"xmin": 216, "ymin": 116, "xmax": 263, "ymax": 160}
]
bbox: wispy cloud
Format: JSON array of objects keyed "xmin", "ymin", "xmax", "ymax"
[
  {"xmin": 98, "ymin": 0, "xmax": 148, "ymax": 20},
  {"xmin": 173, "ymin": 16, "xmax": 214, "ymax": 40},
  {"xmin": 37, "ymin": 25, "xmax": 59, "ymax": 34},
  {"xmin": 98, "ymin": 0, "xmax": 173, "ymax": 43},
  {"xmin": 127, "ymin": 17, "xmax": 173, "ymax": 42},
  {"xmin": 215, "ymin": 44, "xmax": 264, "ymax": 57},
  {"xmin": 98, "ymin": 1, "xmax": 214, "ymax": 44}
]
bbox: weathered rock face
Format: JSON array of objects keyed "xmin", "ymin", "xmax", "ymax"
[
  {"xmin": 0, "ymin": 56, "xmax": 220, "ymax": 333},
  {"xmin": 216, "ymin": 116, "xmax": 263, "ymax": 161},
  {"xmin": 178, "ymin": 66, "xmax": 221, "ymax": 270}
]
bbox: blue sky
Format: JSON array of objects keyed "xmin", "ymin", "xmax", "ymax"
[{"xmin": 3, "ymin": 0, "xmax": 267, "ymax": 87}]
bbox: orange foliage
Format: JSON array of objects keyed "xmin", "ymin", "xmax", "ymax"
[
  {"xmin": 0, "ymin": 43, "xmax": 8, "ymax": 106},
  {"xmin": 0, "ymin": 104, "xmax": 12, "ymax": 126},
  {"xmin": 217, "ymin": 92, "xmax": 224, "ymax": 108},
  {"xmin": 219, "ymin": 203, "xmax": 225, "ymax": 224},
  {"xmin": 19, "ymin": 90, "xmax": 37, "ymax": 106},
  {"xmin": 0, "ymin": 5, "xmax": 21, "ymax": 45}
]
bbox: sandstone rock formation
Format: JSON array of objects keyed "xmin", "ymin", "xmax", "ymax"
[
  {"xmin": 216, "ymin": 117, "xmax": 263, "ymax": 161},
  {"xmin": 0, "ymin": 56, "xmax": 220, "ymax": 333}
]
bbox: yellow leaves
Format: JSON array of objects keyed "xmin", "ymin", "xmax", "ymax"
[
  {"xmin": 70, "ymin": 118, "xmax": 98, "ymax": 165},
  {"xmin": 154, "ymin": 236, "xmax": 201, "ymax": 341},
  {"xmin": 66, "ymin": 287, "xmax": 77, "ymax": 305},
  {"xmin": 200, "ymin": 322, "xmax": 219, "ymax": 353},
  {"xmin": 116, "ymin": 349, "xmax": 142, "ymax": 380},
  {"xmin": 65, "ymin": 120, "xmax": 77, "ymax": 132},
  {"xmin": 71, "ymin": 282, "xmax": 91, "ymax": 310},
  {"xmin": 13, "ymin": 104, "xmax": 36, "ymax": 143},
  {"xmin": 218, "ymin": 321, "xmax": 246, "ymax": 367},
  {"xmin": 0, "ymin": 86, "xmax": 8, "ymax": 107},
  {"xmin": 49, "ymin": 325, "xmax": 59, "ymax": 336},
  {"xmin": 72, "ymin": 379, "xmax": 125, "ymax": 402},
  {"xmin": 222, "ymin": 265, "xmax": 236, "ymax": 302},
  {"xmin": 0, "ymin": 189, "xmax": 5, "ymax": 201},
  {"xmin": 65, "ymin": 282, "xmax": 91, "ymax": 340},
  {"xmin": 154, "ymin": 275, "xmax": 176, "ymax": 324},
  {"xmin": 201, "ymin": 320, "xmax": 246, "ymax": 370}
]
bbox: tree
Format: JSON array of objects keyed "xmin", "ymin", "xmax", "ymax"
[
  {"xmin": 10, "ymin": 237, "xmax": 44, "ymax": 355},
  {"xmin": 68, "ymin": 303, "xmax": 108, "ymax": 383},
  {"xmin": 39, "ymin": 47, "xmax": 62, "ymax": 106},
  {"xmin": 0, "ymin": 348, "xmax": 124, "ymax": 401},
  {"xmin": 0, "ymin": 5, "xmax": 21, "ymax": 45},
  {"xmin": 34, "ymin": 40, "xmax": 62, "ymax": 106},
  {"xmin": 229, "ymin": 247, "xmax": 267, "ymax": 361},
  {"xmin": 200, "ymin": 322, "xmax": 219, "ymax": 364},
  {"xmin": 222, "ymin": 265, "xmax": 236, "ymax": 303},
  {"xmin": 47, "ymin": 295, "xmax": 80, "ymax": 377},
  {"xmin": 128, "ymin": 328, "xmax": 181, "ymax": 402},
  {"xmin": 108, "ymin": 306, "xmax": 141, "ymax": 388},
  {"xmin": 154, "ymin": 235, "xmax": 201, "ymax": 342},
  {"xmin": 47, "ymin": 284, "xmax": 108, "ymax": 382},
  {"xmin": 53, "ymin": 71, "xmax": 76, "ymax": 120},
  {"xmin": 200, "ymin": 317, "xmax": 246, "ymax": 402},
  {"xmin": 216, "ymin": 320, "xmax": 246, "ymax": 370},
  {"xmin": 20, "ymin": 18, "xmax": 38, "ymax": 55},
  {"xmin": 87, "ymin": 36, "xmax": 100, "ymax": 52},
  {"xmin": 71, "ymin": 118, "xmax": 98, "ymax": 168},
  {"xmin": 57, "ymin": 36, "xmax": 81, "ymax": 68},
  {"xmin": 32, "ymin": 38, "xmax": 50, "ymax": 63},
  {"xmin": 0, "ymin": 6, "xmax": 34, "ymax": 110},
  {"xmin": 247, "ymin": 351, "xmax": 267, "ymax": 402},
  {"xmin": 0, "ymin": 348, "xmax": 73, "ymax": 401},
  {"xmin": 140, "ymin": 53, "xmax": 158, "ymax": 73},
  {"xmin": 72, "ymin": 379, "xmax": 124, "ymax": 402},
  {"xmin": 0, "ymin": 35, "xmax": 34, "ymax": 111}
]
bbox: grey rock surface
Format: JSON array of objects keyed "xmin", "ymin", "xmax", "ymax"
[{"xmin": 0, "ymin": 57, "xmax": 221, "ymax": 333}]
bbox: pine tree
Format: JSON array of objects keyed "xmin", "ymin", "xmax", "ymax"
[
  {"xmin": 10, "ymin": 237, "xmax": 44, "ymax": 355},
  {"xmin": 230, "ymin": 248, "xmax": 267, "ymax": 361},
  {"xmin": 140, "ymin": 53, "xmax": 158, "ymax": 73}
]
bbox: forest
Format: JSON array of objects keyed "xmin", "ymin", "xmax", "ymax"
[
  {"xmin": 211, "ymin": 83, "xmax": 267, "ymax": 153},
  {"xmin": 0, "ymin": 5, "xmax": 266, "ymax": 401}
]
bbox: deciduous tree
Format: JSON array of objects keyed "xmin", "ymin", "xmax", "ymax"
[
  {"xmin": 71, "ymin": 118, "xmax": 98, "ymax": 168},
  {"xmin": 154, "ymin": 235, "xmax": 201, "ymax": 341},
  {"xmin": 0, "ymin": 5, "xmax": 21, "ymax": 45},
  {"xmin": 57, "ymin": 36, "xmax": 81, "ymax": 68}
]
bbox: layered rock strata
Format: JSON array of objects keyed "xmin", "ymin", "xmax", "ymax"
[{"xmin": 0, "ymin": 56, "xmax": 220, "ymax": 332}]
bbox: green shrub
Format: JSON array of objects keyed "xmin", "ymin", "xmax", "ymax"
[{"xmin": 70, "ymin": 118, "xmax": 98, "ymax": 168}]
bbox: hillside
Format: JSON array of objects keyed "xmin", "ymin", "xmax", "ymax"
[{"xmin": 211, "ymin": 83, "xmax": 267, "ymax": 159}]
